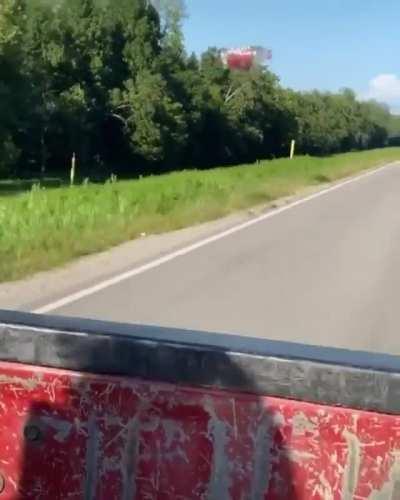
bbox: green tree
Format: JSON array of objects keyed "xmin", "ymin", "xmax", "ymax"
[
  {"xmin": 0, "ymin": 0, "xmax": 397, "ymax": 179},
  {"xmin": 119, "ymin": 71, "xmax": 187, "ymax": 168},
  {"xmin": 0, "ymin": 0, "xmax": 26, "ymax": 176}
]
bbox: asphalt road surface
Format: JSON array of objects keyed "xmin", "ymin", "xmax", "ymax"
[{"xmin": 46, "ymin": 164, "xmax": 400, "ymax": 354}]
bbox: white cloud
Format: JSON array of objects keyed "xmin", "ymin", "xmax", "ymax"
[{"xmin": 361, "ymin": 74, "xmax": 400, "ymax": 112}]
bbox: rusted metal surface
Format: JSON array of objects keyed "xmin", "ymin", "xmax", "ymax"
[{"xmin": 0, "ymin": 361, "xmax": 399, "ymax": 500}]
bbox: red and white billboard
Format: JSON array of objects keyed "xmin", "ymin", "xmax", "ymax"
[{"xmin": 221, "ymin": 46, "xmax": 272, "ymax": 71}]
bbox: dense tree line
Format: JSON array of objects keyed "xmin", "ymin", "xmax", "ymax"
[{"xmin": 1, "ymin": 0, "xmax": 399, "ymax": 179}]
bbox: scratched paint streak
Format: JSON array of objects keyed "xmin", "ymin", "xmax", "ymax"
[
  {"xmin": 313, "ymin": 471, "xmax": 334, "ymax": 500},
  {"xmin": 0, "ymin": 374, "xmax": 41, "ymax": 391},
  {"xmin": 162, "ymin": 420, "xmax": 186, "ymax": 449},
  {"xmin": 368, "ymin": 451, "xmax": 400, "ymax": 499},
  {"xmin": 204, "ymin": 398, "xmax": 232, "ymax": 500},
  {"xmin": 121, "ymin": 417, "xmax": 140, "ymax": 500},
  {"xmin": 84, "ymin": 415, "xmax": 100, "ymax": 500},
  {"xmin": 342, "ymin": 429, "xmax": 361, "ymax": 500},
  {"xmin": 40, "ymin": 416, "xmax": 72, "ymax": 443},
  {"xmin": 292, "ymin": 412, "xmax": 317, "ymax": 436},
  {"xmin": 287, "ymin": 450, "xmax": 317, "ymax": 463},
  {"xmin": 250, "ymin": 412, "xmax": 273, "ymax": 500}
]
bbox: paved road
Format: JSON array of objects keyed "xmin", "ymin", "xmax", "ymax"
[{"xmin": 51, "ymin": 164, "xmax": 400, "ymax": 354}]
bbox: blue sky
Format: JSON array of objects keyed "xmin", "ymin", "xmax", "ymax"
[{"xmin": 183, "ymin": 0, "xmax": 400, "ymax": 112}]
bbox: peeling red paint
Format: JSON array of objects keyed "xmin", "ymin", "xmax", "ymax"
[{"xmin": 0, "ymin": 361, "xmax": 399, "ymax": 499}]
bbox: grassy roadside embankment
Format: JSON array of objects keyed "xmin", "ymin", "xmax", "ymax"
[{"xmin": 1, "ymin": 148, "xmax": 400, "ymax": 283}]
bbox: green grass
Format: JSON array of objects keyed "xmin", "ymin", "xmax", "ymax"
[{"xmin": 1, "ymin": 148, "xmax": 400, "ymax": 283}]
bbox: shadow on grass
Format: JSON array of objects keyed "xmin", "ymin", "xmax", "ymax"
[
  {"xmin": 313, "ymin": 174, "xmax": 331, "ymax": 183},
  {"xmin": 0, "ymin": 178, "xmax": 63, "ymax": 196}
]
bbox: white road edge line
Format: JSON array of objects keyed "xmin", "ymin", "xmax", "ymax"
[{"xmin": 34, "ymin": 162, "xmax": 396, "ymax": 314}]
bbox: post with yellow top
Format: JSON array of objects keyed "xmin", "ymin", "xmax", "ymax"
[
  {"xmin": 290, "ymin": 140, "xmax": 296, "ymax": 160},
  {"xmin": 70, "ymin": 152, "xmax": 76, "ymax": 186}
]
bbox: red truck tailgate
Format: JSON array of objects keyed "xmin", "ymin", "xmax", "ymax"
[{"xmin": 0, "ymin": 310, "xmax": 399, "ymax": 499}]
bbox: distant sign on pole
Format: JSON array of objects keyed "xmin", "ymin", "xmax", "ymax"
[{"xmin": 220, "ymin": 46, "xmax": 272, "ymax": 71}]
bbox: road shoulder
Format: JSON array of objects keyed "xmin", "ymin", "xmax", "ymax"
[{"xmin": 1, "ymin": 163, "xmax": 396, "ymax": 312}]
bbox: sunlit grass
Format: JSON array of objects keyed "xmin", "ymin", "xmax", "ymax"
[{"xmin": 1, "ymin": 148, "xmax": 400, "ymax": 282}]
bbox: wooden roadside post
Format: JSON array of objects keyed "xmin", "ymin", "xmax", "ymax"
[
  {"xmin": 290, "ymin": 140, "xmax": 296, "ymax": 160},
  {"xmin": 70, "ymin": 153, "xmax": 76, "ymax": 186}
]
